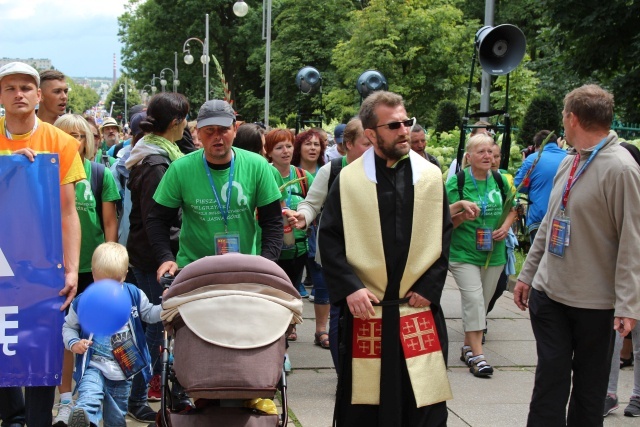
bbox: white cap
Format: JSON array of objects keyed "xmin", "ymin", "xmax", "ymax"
[{"xmin": 0, "ymin": 62, "xmax": 40, "ymax": 87}]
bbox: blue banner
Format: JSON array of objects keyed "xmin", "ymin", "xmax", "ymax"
[{"xmin": 0, "ymin": 154, "xmax": 65, "ymax": 387}]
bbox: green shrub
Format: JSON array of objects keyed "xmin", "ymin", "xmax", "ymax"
[
  {"xmin": 434, "ymin": 100, "xmax": 461, "ymax": 134},
  {"xmin": 519, "ymin": 95, "xmax": 561, "ymax": 147}
]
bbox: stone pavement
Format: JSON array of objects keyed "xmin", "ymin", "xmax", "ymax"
[
  {"xmin": 283, "ymin": 271, "xmax": 639, "ymax": 427},
  {"xmin": 63, "ymin": 271, "xmax": 638, "ymax": 426}
]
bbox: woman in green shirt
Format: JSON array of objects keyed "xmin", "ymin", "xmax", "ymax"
[
  {"xmin": 265, "ymin": 129, "xmax": 314, "ymax": 341},
  {"xmin": 446, "ymin": 133, "xmax": 516, "ymax": 378}
]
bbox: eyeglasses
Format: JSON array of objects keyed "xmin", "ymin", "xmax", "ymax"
[
  {"xmin": 374, "ymin": 117, "xmax": 415, "ymax": 130},
  {"xmin": 93, "ymin": 134, "xmax": 100, "ymax": 140}
]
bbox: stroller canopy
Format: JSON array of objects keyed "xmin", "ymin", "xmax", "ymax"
[{"xmin": 162, "ymin": 253, "xmax": 303, "ymax": 349}]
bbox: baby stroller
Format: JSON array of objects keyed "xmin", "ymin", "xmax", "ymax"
[{"xmin": 158, "ymin": 253, "xmax": 303, "ymax": 426}]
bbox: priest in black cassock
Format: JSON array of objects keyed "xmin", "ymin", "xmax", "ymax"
[{"xmin": 319, "ymin": 91, "xmax": 453, "ymax": 427}]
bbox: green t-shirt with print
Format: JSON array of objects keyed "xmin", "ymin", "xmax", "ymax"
[
  {"xmin": 270, "ymin": 165, "xmax": 314, "ymax": 260},
  {"xmin": 153, "ymin": 147, "xmax": 281, "ymax": 267},
  {"xmin": 445, "ymin": 169, "xmax": 514, "ymax": 266},
  {"xmin": 76, "ymin": 159, "xmax": 121, "ymax": 273}
]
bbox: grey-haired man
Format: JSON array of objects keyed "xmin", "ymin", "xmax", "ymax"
[{"xmin": 147, "ymin": 99, "xmax": 283, "ymax": 277}]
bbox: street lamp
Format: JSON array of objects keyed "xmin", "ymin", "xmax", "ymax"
[
  {"xmin": 174, "ymin": 51, "xmax": 180, "ymax": 93},
  {"xmin": 140, "ymin": 84, "xmax": 153, "ymax": 105},
  {"xmin": 159, "ymin": 68, "xmax": 179, "ymax": 93},
  {"xmin": 109, "ymin": 101, "xmax": 115, "ymax": 118},
  {"xmin": 233, "ymin": 0, "xmax": 248, "ymax": 17},
  {"xmin": 183, "ymin": 14, "xmax": 211, "ymax": 101},
  {"xmin": 119, "ymin": 79, "xmax": 133, "ymax": 124},
  {"xmin": 150, "ymin": 75, "xmax": 161, "ymax": 94},
  {"xmin": 234, "ymin": 0, "xmax": 271, "ymax": 127}
]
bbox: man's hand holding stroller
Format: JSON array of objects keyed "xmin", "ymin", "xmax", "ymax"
[{"xmin": 157, "ymin": 260, "xmax": 179, "ymax": 282}]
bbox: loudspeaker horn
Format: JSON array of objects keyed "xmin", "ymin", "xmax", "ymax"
[
  {"xmin": 296, "ymin": 66, "xmax": 322, "ymax": 94},
  {"xmin": 476, "ymin": 24, "xmax": 526, "ymax": 76},
  {"xmin": 356, "ymin": 70, "xmax": 388, "ymax": 99}
]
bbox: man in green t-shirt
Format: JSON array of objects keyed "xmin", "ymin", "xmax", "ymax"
[{"xmin": 146, "ymin": 99, "xmax": 283, "ymax": 275}]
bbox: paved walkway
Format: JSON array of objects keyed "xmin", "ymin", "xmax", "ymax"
[
  {"xmin": 71, "ymin": 272, "xmax": 637, "ymax": 426},
  {"xmin": 284, "ymin": 272, "xmax": 639, "ymax": 427}
]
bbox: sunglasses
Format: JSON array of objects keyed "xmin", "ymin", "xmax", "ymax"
[{"xmin": 374, "ymin": 117, "xmax": 415, "ymax": 130}]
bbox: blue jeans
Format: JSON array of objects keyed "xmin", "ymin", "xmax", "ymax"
[
  {"xmin": 76, "ymin": 366, "xmax": 131, "ymax": 427},
  {"xmin": 129, "ymin": 268, "xmax": 163, "ymax": 405},
  {"xmin": 305, "ymin": 258, "xmax": 329, "ymax": 305}
]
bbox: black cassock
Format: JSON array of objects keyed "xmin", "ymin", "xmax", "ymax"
[{"xmin": 320, "ymin": 154, "xmax": 453, "ymax": 427}]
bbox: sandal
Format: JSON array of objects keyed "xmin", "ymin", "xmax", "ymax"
[
  {"xmin": 287, "ymin": 327, "xmax": 297, "ymax": 341},
  {"xmin": 314, "ymin": 331, "xmax": 330, "ymax": 349},
  {"xmin": 469, "ymin": 354, "xmax": 494, "ymax": 377},
  {"xmin": 621, "ymin": 356, "xmax": 634, "ymax": 369},
  {"xmin": 460, "ymin": 345, "xmax": 473, "ymax": 366}
]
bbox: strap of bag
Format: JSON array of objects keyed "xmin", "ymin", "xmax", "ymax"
[{"xmin": 90, "ymin": 161, "xmax": 105, "ymax": 229}]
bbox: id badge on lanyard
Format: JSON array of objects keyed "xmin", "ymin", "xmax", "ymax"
[
  {"xmin": 215, "ymin": 232, "xmax": 241, "ymax": 254},
  {"xmin": 476, "ymin": 227, "xmax": 493, "ymax": 251},
  {"xmin": 548, "ymin": 215, "xmax": 570, "ymax": 258}
]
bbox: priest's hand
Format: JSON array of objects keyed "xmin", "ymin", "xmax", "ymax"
[
  {"xmin": 285, "ymin": 210, "xmax": 307, "ymax": 230},
  {"xmin": 407, "ymin": 291, "xmax": 431, "ymax": 308},
  {"xmin": 347, "ymin": 288, "xmax": 380, "ymax": 320}
]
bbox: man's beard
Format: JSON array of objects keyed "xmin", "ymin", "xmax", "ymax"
[{"xmin": 376, "ymin": 132, "xmax": 410, "ymax": 161}]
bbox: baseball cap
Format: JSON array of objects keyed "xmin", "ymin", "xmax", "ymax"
[
  {"xmin": 334, "ymin": 123, "xmax": 347, "ymax": 144},
  {"xmin": 128, "ymin": 104, "xmax": 146, "ymax": 120},
  {"xmin": 197, "ymin": 100, "xmax": 236, "ymax": 129},
  {"xmin": 0, "ymin": 62, "xmax": 40, "ymax": 87},
  {"xmin": 129, "ymin": 112, "xmax": 147, "ymax": 137},
  {"xmin": 100, "ymin": 117, "xmax": 122, "ymax": 131}
]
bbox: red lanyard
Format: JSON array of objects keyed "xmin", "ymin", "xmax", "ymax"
[{"xmin": 561, "ymin": 153, "xmax": 581, "ymax": 212}]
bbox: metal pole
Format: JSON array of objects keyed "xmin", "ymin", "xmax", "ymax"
[
  {"xmin": 480, "ymin": 0, "xmax": 495, "ymax": 114},
  {"xmin": 124, "ymin": 79, "xmax": 128, "ymax": 124},
  {"xmin": 264, "ymin": 0, "xmax": 271, "ymax": 127},
  {"xmin": 205, "ymin": 14, "xmax": 210, "ymax": 102},
  {"xmin": 174, "ymin": 51, "xmax": 178, "ymax": 93}
]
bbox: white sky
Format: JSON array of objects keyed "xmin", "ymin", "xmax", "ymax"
[{"xmin": 0, "ymin": 0, "xmax": 129, "ymax": 77}]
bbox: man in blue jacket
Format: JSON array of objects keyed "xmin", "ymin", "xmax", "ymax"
[{"xmin": 514, "ymin": 130, "xmax": 567, "ymax": 243}]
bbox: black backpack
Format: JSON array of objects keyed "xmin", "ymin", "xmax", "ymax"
[
  {"xmin": 327, "ymin": 157, "xmax": 344, "ymax": 192},
  {"xmin": 621, "ymin": 142, "xmax": 640, "ymax": 165},
  {"xmin": 456, "ymin": 169, "xmax": 507, "ymax": 204}
]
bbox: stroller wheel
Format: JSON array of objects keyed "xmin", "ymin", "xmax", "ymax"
[{"xmin": 155, "ymin": 407, "xmax": 172, "ymax": 427}]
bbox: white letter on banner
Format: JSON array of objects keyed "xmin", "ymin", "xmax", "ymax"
[
  {"xmin": 0, "ymin": 248, "xmax": 14, "ymax": 277},
  {"xmin": 0, "ymin": 306, "xmax": 19, "ymax": 356}
]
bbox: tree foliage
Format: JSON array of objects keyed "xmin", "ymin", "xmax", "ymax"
[
  {"xmin": 434, "ymin": 100, "xmax": 460, "ymax": 134},
  {"xmin": 115, "ymin": 0, "xmax": 640, "ymax": 129},
  {"xmin": 518, "ymin": 95, "xmax": 561, "ymax": 147},
  {"xmin": 330, "ymin": 0, "xmax": 475, "ymax": 125},
  {"xmin": 67, "ymin": 79, "xmax": 100, "ymax": 115},
  {"xmin": 541, "ymin": 0, "xmax": 640, "ymax": 122},
  {"xmin": 118, "ymin": 0, "xmax": 261, "ymax": 117},
  {"xmin": 105, "ymin": 77, "xmax": 142, "ymax": 124}
]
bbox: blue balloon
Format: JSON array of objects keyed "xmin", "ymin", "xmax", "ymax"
[{"xmin": 77, "ymin": 279, "xmax": 130, "ymax": 336}]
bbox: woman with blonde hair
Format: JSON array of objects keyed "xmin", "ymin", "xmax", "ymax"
[{"xmin": 445, "ymin": 133, "xmax": 516, "ymax": 378}]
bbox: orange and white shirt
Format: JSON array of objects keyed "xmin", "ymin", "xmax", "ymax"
[{"xmin": 0, "ymin": 117, "xmax": 85, "ymax": 185}]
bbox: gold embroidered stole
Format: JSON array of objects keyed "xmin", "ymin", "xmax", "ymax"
[{"xmin": 340, "ymin": 154, "xmax": 452, "ymax": 407}]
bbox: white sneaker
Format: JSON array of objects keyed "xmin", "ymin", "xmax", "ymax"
[{"xmin": 53, "ymin": 400, "xmax": 74, "ymax": 427}]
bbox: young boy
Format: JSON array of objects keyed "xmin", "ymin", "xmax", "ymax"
[{"xmin": 62, "ymin": 242, "xmax": 162, "ymax": 427}]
